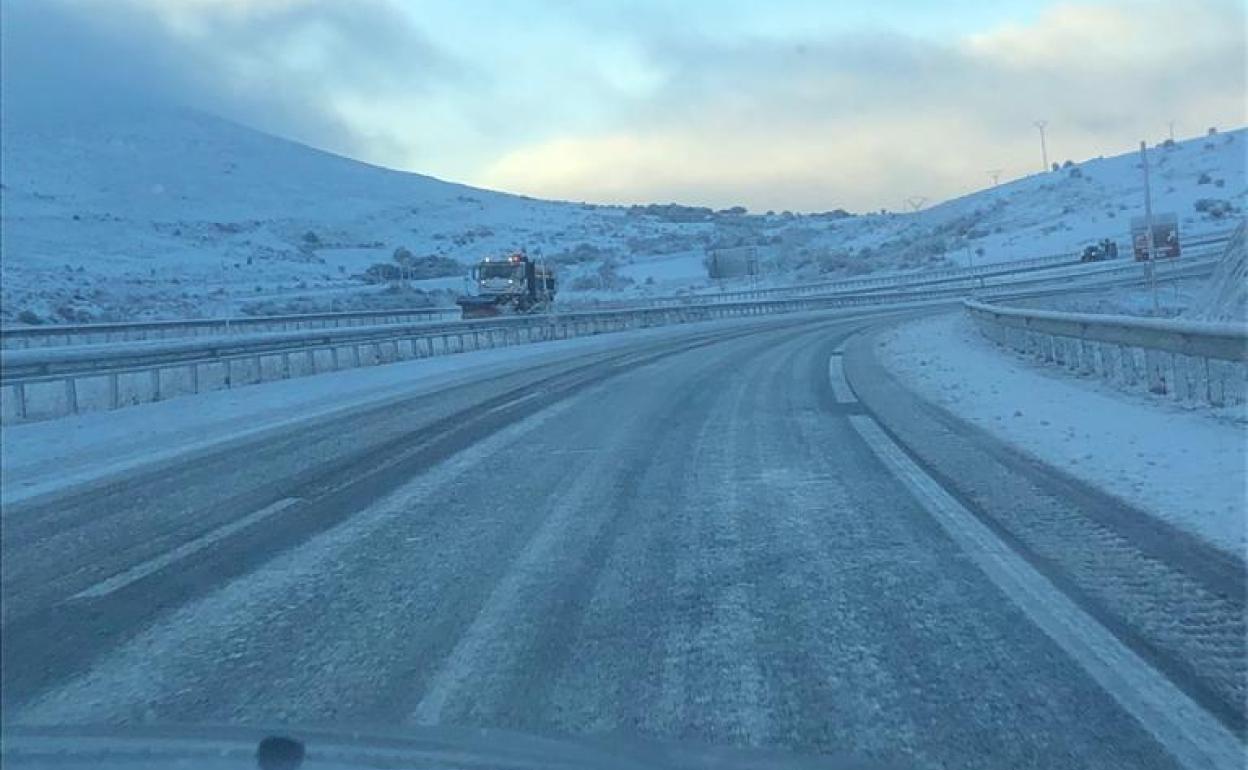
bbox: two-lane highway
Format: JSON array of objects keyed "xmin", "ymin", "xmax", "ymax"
[{"xmin": 2, "ymin": 312, "xmax": 1238, "ymax": 768}]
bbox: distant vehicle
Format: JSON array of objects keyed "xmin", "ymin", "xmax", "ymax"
[
  {"xmin": 1130, "ymin": 212, "xmax": 1181, "ymax": 260},
  {"xmin": 456, "ymin": 252, "xmax": 556, "ymax": 319},
  {"xmin": 1080, "ymin": 238, "xmax": 1119, "ymax": 262}
]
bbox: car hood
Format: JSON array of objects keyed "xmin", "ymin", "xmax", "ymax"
[{"xmin": 2, "ymin": 723, "xmax": 909, "ymax": 770}]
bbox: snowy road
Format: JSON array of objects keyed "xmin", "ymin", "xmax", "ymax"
[{"xmin": 2, "ymin": 312, "xmax": 1242, "ymax": 769}]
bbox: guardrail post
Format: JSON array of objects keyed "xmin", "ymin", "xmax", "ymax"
[
  {"xmin": 65, "ymin": 377, "xmax": 78, "ymax": 415},
  {"xmin": 1233, "ymin": 363, "xmax": 1248, "ymax": 406},
  {"xmin": 190, "ymin": 362, "xmax": 201, "ymax": 394},
  {"xmin": 108, "ymin": 372, "xmax": 119, "ymax": 409},
  {"xmin": 1089, "ymin": 341, "xmax": 1107, "ymax": 379},
  {"xmin": 1010, "ymin": 326, "xmax": 1024, "ymax": 354},
  {"xmin": 151, "ymin": 368, "xmax": 162, "ymax": 402},
  {"xmin": 1178, "ymin": 354, "xmax": 1198, "ymax": 401},
  {"xmin": 1205, "ymin": 358, "xmax": 1222, "ymax": 407},
  {"xmin": 14, "ymin": 382, "xmax": 28, "ymax": 420},
  {"xmin": 1123, "ymin": 346, "xmax": 1140, "ymax": 387},
  {"xmin": 1145, "ymin": 349, "xmax": 1166, "ymax": 395}
]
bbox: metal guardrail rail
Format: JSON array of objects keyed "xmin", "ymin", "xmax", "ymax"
[
  {"xmin": 0, "ymin": 306, "xmax": 460, "ymax": 350},
  {"xmin": 1, "ymin": 252, "xmax": 1224, "ymax": 424},
  {"xmin": 0, "ymin": 292, "xmax": 963, "ymax": 424},
  {"xmin": 965, "ymin": 297, "xmax": 1248, "ymax": 407},
  {"xmin": 1, "ymin": 233, "xmax": 1230, "ymax": 424}
]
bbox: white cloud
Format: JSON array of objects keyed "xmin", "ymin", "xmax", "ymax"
[
  {"xmin": 5, "ymin": 0, "xmax": 1244, "ymax": 211},
  {"xmin": 480, "ymin": 0, "xmax": 1246, "ymax": 210}
]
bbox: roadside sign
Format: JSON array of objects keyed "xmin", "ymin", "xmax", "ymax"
[
  {"xmin": 707, "ymin": 246, "xmax": 760, "ymax": 279},
  {"xmin": 1131, "ymin": 213, "xmax": 1180, "ymax": 260}
]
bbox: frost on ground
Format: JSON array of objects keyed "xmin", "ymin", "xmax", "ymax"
[{"xmin": 876, "ymin": 313, "xmax": 1246, "ymax": 556}]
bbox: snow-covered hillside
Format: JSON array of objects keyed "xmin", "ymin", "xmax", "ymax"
[
  {"xmin": 1, "ymin": 89, "xmax": 1243, "ymax": 323},
  {"xmin": 0, "ymin": 96, "xmax": 632, "ymax": 321}
]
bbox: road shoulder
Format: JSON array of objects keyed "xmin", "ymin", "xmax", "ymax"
[
  {"xmin": 843, "ymin": 312, "xmax": 1247, "ymax": 734},
  {"xmin": 857, "ymin": 310, "xmax": 1245, "ymax": 558}
]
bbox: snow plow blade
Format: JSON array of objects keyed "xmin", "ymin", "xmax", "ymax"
[{"xmin": 456, "ymin": 296, "xmax": 503, "ymax": 319}]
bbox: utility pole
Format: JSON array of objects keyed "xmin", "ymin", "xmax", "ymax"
[
  {"xmin": 1034, "ymin": 120, "xmax": 1049, "ymax": 171},
  {"xmin": 1140, "ymin": 140, "xmax": 1160, "ymax": 314},
  {"xmin": 1167, "ymin": 120, "xmax": 1175, "ymax": 142},
  {"xmin": 986, "ymin": 169, "xmax": 1003, "ymax": 186},
  {"xmin": 218, "ymin": 259, "xmax": 232, "ymax": 332}
]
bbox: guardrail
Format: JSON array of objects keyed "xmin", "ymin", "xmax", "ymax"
[
  {"xmin": 0, "ymin": 306, "xmax": 460, "ymax": 350},
  {"xmin": 2, "ymin": 249, "xmax": 1222, "ymax": 425},
  {"xmin": 1, "ymin": 291, "xmax": 966, "ymax": 424},
  {"xmin": 965, "ymin": 299, "xmax": 1248, "ymax": 407}
]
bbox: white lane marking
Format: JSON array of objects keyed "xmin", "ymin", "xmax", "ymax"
[
  {"xmin": 20, "ymin": 403, "xmax": 580, "ymax": 727},
  {"xmin": 827, "ymin": 354, "xmax": 857, "ymax": 404},
  {"xmin": 481, "ymin": 390, "xmax": 546, "ymax": 417},
  {"xmin": 846, "ymin": 414, "xmax": 1243, "ymax": 770},
  {"xmin": 69, "ymin": 497, "xmax": 303, "ymax": 601}
]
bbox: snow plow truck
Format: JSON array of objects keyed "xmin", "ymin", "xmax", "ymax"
[{"xmin": 456, "ymin": 252, "xmax": 556, "ymax": 319}]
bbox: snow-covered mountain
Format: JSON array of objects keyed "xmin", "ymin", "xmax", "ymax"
[{"xmin": 1, "ymin": 90, "xmax": 1243, "ymax": 323}]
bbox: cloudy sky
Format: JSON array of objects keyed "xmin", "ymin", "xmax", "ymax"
[{"xmin": 3, "ymin": 0, "xmax": 1244, "ymax": 211}]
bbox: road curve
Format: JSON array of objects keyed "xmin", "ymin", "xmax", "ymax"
[{"xmin": 1, "ymin": 311, "xmax": 1224, "ymax": 769}]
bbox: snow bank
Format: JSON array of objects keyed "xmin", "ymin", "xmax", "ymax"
[{"xmin": 876, "ymin": 313, "xmax": 1246, "ymax": 556}]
